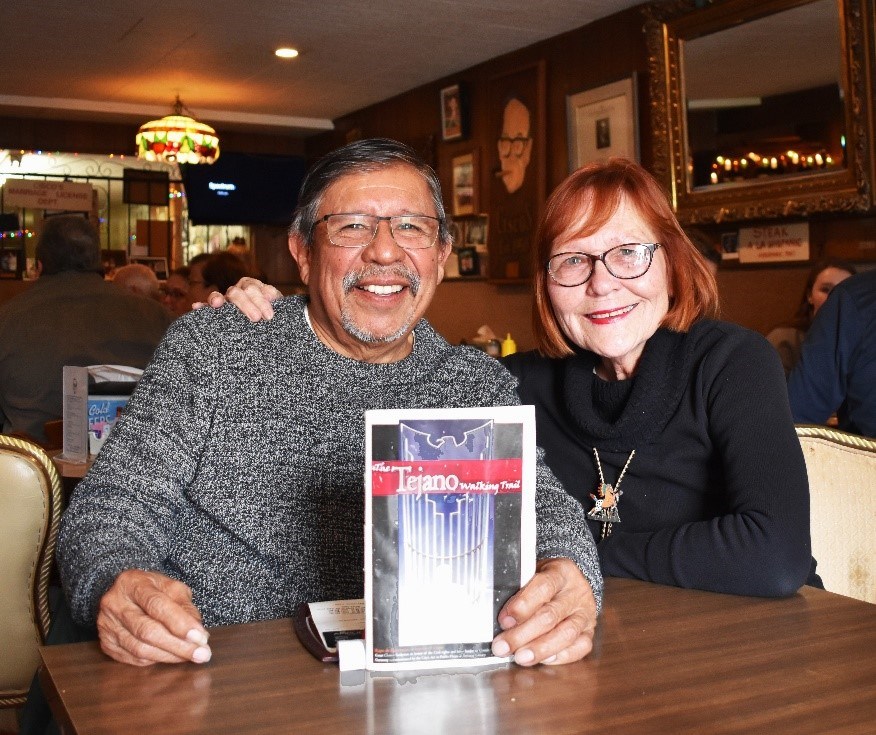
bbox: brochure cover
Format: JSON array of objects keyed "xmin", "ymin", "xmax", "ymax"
[{"xmin": 364, "ymin": 405, "xmax": 536, "ymax": 671}]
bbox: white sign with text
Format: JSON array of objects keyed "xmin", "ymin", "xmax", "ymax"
[{"xmin": 738, "ymin": 222, "xmax": 810, "ymax": 264}]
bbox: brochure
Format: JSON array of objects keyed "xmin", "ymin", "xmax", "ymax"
[{"xmin": 364, "ymin": 405, "xmax": 536, "ymax": 671}]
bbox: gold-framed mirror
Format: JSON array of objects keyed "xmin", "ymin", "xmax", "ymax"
[{"xmin": 645, "ymin": 0, "xmax": 875, "ymax": 224}]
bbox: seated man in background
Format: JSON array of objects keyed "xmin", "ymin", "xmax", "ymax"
[
  {"xmin": 0, "ymin": 215, "xmax": 172, "ymax": 444},
  {"xmin": 788, "ymin": 268, "xmax": 876, "ymax": 438},
  {"xmin": 57, "ymin": 138, "xmax": 601, "ymax": 669},
  {"xmin": 112, "ymin": 263, "xmax": 162, "ymax": 301}
]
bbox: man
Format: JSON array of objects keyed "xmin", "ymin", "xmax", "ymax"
[
  {"xmin": 497, "ymin": 97, "xmax": 533, "ymax": 194},
  {"xmin": 0, "ymin": 215, "xmax": 172, "ymax": 443},
  {"xmin": 788, "ymin": 268, "xmax": 876, "ymax": 437},
  {"xmin": 58, "ymin": 139, "xmax": 601, "ymax": 669},
  {"xmin": 112, "ymin": 263, "xmax": 162, "ymax": 301}
]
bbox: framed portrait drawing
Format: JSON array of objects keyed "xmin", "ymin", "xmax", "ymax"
[
  {"xmin": 488, "ymin": 60, "xmax": 546, "ymax": 282},
  {"xmin": 440, "ymin": 84, "xmax": 464, "ymax": 141},
  {"xmin": 451, "ymin": 152, "xmax": 478, "ymax": 217},
  {"xmin": 566, "ymin": 75, "xmax": 639, "ymax": 172}
]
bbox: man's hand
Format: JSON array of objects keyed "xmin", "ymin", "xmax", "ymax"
[
  {"xmin": 193, "ymin": 277, "xmax": 281, "ymax": 322},
  {"xmin": 491, "ymin": 557, "xmax": 597, "ymax": 666},
  {"xmin": 96, "ymin": 569, "xmax": 211, "ymax": 666}
]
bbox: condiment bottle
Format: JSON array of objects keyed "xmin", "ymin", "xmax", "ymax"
[{"xmin": 501, "ymin": 333, "xmax": 517, "ymax": 357}]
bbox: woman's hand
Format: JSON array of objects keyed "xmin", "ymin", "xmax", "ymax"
[{"xmin": 194, "ymin": 277, "xmax": 281, "ymax": 322}]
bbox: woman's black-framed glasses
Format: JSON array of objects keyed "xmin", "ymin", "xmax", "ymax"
[
  {"xmin": 547, "ymin": 243, "xmax": 662, "ymax": 287},
  {"xmin": 314, "ymin": 213, "xmax": 441, "ymax": 250}
]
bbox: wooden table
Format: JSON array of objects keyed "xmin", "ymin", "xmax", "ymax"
[{"xmin": 39, "ymin": 578, "xmax": 876, "ymax": 734}]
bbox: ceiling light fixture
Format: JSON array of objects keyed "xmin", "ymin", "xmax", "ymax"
[
  {"xmin": 275, "ymin": 47, "xmax": 299, "ymax": 59},
  {"xmin": 136, "ymin": 96, "xmax": 220, "ymax": 165}
]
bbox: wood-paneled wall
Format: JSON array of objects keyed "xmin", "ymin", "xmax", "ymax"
[{"xmin": 3, "ymin": 4, "xmax": 874, "ymax": 350}]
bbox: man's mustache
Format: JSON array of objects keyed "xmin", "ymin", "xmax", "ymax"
[{"xmin": 343, "ymin": 265, "xmax": 421, "ymax": 296}]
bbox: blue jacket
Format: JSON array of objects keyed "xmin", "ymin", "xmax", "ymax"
[{"xmin": 789, "ymin": 269, "xmax": 876, "ymax": 438}]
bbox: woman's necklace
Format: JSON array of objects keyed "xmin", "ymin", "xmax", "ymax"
[{"xmin": 589, "ymin": 447, "xmax": 636, "ymax": 541}]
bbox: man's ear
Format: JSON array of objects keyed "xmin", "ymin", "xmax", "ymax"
[
  {"xmin": 288, "ymin": 234, "xmax": 311, "ymax": 285},
  {"xmin": 436, "ymin": 241, "xmax": 452, "ymax": 285}
]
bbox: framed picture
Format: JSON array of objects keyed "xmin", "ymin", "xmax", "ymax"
[
  {"xmin": 464, "ymin": 214, "xmax": 489, "ymax": 248},
  {"xmin": 130, "ymin": 256, "xmax": 169, "ymax": 280},
  {"xmin": 566, "ymin": 75, "xmax": 639, "ymax": 172},
  {"xmin": 488, "ymin": 60, "xmax": 547, "ymax": 282},
  {"xmin": 0, "ymin": 247, "xmax": 23, "ymax": 279},
  {"xmin": 457, "ymin": 246, "xmax": 480, "ymax": 276},
  {"xmin": 451, "ymin": 152, "xmax": 478, "ymax": 217},
  {"xmin": 440, "ymin": 84, "xmax": 464, "ymax": 141}
]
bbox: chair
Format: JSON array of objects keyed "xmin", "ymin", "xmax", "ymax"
[
  {"xmin": 0, "ymin": 434, "xmax": 62, "ymax": 709},
  {"xmin": 796, "ymin": 425, "xmax": 876, "ymax": 604}
]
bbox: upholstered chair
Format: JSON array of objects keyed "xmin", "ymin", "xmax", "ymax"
[
  {"xmin": 796, "ymin": 425, "xmax": 876, "ymax": 603},
  {"xmin": 0, "ymin": 435, "xmax": 62, "ymax": 709}
]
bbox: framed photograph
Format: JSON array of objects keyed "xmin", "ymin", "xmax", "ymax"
[
  {"xmin": 464, "ymin": 214, "xmax": 489, "ymax": 248},
  {"xmin": 566, "ymin": 75, "xmax": 639, "ymax": 172},
  {"xmin": 488, "ymin": 60, "xmax": 547, "ymax": 282},
  {"xmin": 451, "ymin": 152, "xmax": 478, "ymax": 217},
  {"xmin": 0, "ymin": 247, "xmax": 23, "ymax": 279},
  {"xmin": 440, "ymin": 84, "xmax": 464, "ymax": 141},
  {"xmin": 456, "ymin": 246, "xmax": 480, "ymax": 276},
  {"xmin": 130, "ymin": 256, "xmax": 169, "ymax": 280}
]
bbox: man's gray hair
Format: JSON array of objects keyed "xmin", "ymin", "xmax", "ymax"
[
  {"xmin": 289, "ymin": 138, "xmax": 451, "ymax": 247},
  {"xmin": 36, "ymin": 215, "xmax": 103, "ymax": 275}
]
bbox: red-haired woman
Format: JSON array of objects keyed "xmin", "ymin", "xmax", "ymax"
[{"xmin": 503, "ymin": 159, "xmax": 818, "ymax": 597}]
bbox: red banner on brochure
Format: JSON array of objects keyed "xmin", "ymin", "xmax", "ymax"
[{"xmin": 370, "ymin": 459, "xmax": 522, "ymax": 496}]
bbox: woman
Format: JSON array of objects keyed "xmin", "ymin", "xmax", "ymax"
[
  {"xmin": 160, "ymin": 266, "xmax": 192, "ymax": 317},
  {"xmin": 501, "ymin": 159, "xmax": 816, "ymax": 596},
  {"xmin": 766, "ymin": 258, "xmax": 857, "ymax": 376},
  {"xmin": 211, "ymin": 159, "xmax": 816, "ymax": 597}
]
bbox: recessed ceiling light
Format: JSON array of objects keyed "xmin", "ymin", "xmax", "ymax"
[{"xmin": 275, "ymin": 47, "xmax": 299, "ymax": 59}]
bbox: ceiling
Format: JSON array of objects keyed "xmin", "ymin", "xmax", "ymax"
[{"xmin": 1, "ymin": 0, "xmax": 644, "ymax": 137}]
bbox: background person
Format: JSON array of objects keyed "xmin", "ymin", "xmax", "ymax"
[
  {"xmin": 766, "ymin": 258, "xmax": 856, "ymax": 377},
  {"xmin": 160, "ymin": 266, "xmax": 192, "ymax": 317},
  {"xmin": 0, "ymin": 215, "xmax": 172, "ymax": 444},
  {"xmin": 112, "ymin": 263, "xmax": 162, "ymax": 301},
  {"xmin": 788, "ymin": 268, "xmax": 876, "ymax": 438},
  {"xmin": 188, "ymin": 250, "xmax": 251, "ymax": 305},
  {"xmin": 57, "ymin": 139, "xmax": 601, "ymax": 671}
]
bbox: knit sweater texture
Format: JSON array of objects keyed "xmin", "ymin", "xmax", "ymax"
[
  {"xmin": 58, "ymin": 296, "xmax": 602, "ymax": 627},
  {"xmin": 503, "ymin": 319, "xmax": 816, "ymax": 597}
]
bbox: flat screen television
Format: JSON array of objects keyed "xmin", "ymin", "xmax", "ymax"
[{"xmin": 181, "ymin": 153, "xmax": 306, "ymax": 226}]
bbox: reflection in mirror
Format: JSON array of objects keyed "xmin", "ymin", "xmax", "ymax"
[
  {"xmin": 646, "ymin": 0, "xmax": 874, "ymax": 224},
  {"xmin": 683, "ymin": 0, "xmax": 844, "ymax": 189}
]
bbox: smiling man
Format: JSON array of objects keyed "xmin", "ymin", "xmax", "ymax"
[{"xmin": 57, "ymin": 139, "xmax": 601, "ymax": 669}]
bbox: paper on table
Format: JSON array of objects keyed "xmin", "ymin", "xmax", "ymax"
[{"xmin": 86, "ymin": 365, "xmax": 144, "ymax": 382}]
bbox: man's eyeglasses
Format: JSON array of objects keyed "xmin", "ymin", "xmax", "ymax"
[
  {"xmin": 498, "ymin": 136, "xmax": 531, "ymax": 157},
  {"xmin": 547, "ymin": 243, "xmax": 662, "ymax": 287},
  {"xmin": 314, "ymin": 213, "xmax": 442, "ymax": 250}
]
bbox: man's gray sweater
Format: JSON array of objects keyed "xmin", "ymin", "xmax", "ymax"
[{"xmin": 58, "ymin": 296, "xmax": 602, "ymax": 627}]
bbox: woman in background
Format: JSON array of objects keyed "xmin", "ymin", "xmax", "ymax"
[{"xmin": 766, "ymin": 258, "xmax": 856, "ymax": 377}]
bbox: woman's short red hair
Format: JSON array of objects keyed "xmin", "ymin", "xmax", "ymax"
[{"xmin": 532, "ymin": 158, "xmax": 720, "ymax": 357}]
